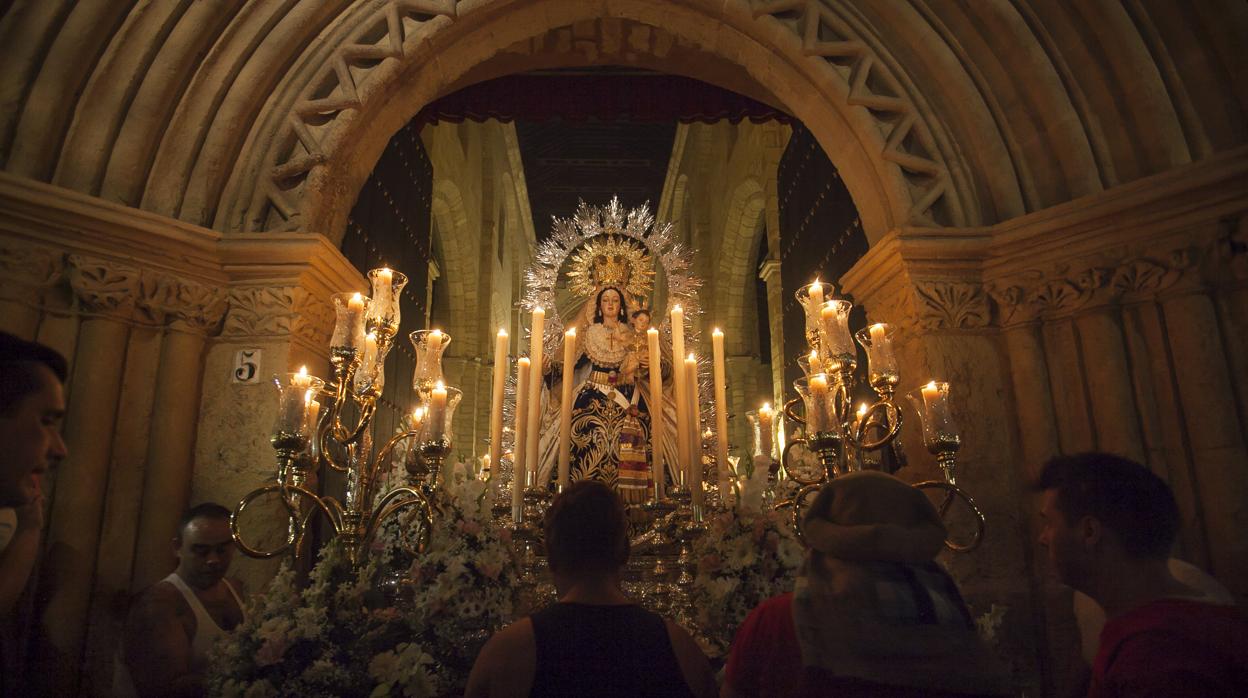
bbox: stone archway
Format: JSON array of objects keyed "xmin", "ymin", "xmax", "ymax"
[{"xmin": 227, "ymin": 0, "xmax": 969, "ymax": 244}]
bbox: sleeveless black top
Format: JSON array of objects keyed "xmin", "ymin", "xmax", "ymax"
[{"xmin": 529, "ymin": 602, "xmax": 696, "ymax": 697}]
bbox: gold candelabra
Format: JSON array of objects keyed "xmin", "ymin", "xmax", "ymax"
[
  {"xmin": 231, "ymin": 269, "xmax": 464, "ymax": 566},
  {"xmin": 778, "ymin": 281, "xmax": 986, "ymax": 552}
]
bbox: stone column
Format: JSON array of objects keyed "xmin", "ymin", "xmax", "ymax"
[
  {"xmin": 131, "ymin": 281, "xmax": 227, "ymax": 589},
  {"xmin": 39, "ymin": 256, "xmax": 140, "ymax": 696},
  {"xmin": 1162, "ymin": 289, "xmax": 1248, "ymax": 596},
  {"xmin": 758, "ymin": 258, "xmax": 785, "ymax": 409},
  {"xmin": 1075, "ymin": 308, "xmax": 1146, "ymax": 463}
]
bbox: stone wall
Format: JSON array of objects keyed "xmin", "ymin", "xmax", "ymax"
[
  {"xmin": 0, "ymin": 172, "xmax": 363, "ymax": 694},
  {"xmin": 840, "ymin": 148, "xmax": 1248, "ymax": 694}
]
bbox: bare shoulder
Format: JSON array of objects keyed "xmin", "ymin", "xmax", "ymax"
[
  {"xmin": 664, "ymin": 618, "xmax": 717, "ymax": 698},
  {"xmin": 466, "ymin": 619, "xmax": 536, "ymax": 698},
  {"xmin": 130, "ymin": 581, "xmax": 186, "ymax": 622}
]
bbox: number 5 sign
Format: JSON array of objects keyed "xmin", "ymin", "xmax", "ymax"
[{"xmin": 233, "ymin": 349, "xmax": 262, "ymax": 384}]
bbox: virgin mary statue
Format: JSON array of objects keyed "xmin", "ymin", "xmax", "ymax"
[{"xmin": 533, "ymin": 237, "xmax": 677, "ymax": 503}]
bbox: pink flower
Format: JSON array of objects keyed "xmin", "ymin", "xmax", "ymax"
[
  {"xmin": 256, "ymin": 637, "xmax": 289, "ymax": 667},
  {"xmin": 499, "ymin": 528, "xmax": 512, "ymax": 543},
  {"xmin": 459, "ymin": 520, "xmax": 482, "ymax": 536},
  {"xmin": 479, "ymin": 561, "xmax": 502, "ymax": 579}
]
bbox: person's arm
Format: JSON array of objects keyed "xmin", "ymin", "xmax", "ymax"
[
  {"xmin": 0, "ymin": 495, "xmax": 42, "ymax": 616},
  {"xmin": 124, "ymin": 584, "xmax": 202, "ymax": 698},
  {"xmin": 664, "ymin": 619, "xmax": 718, "ymax": 698},
  {"xmin": 465, "ymin": 619, "xmax": 536, "ymax": 698}
]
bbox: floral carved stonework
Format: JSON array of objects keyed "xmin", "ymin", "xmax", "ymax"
[
  {"xmin": 988, "ymin": 246, "xmax": 1204, "ymax": 327},
  {"xmin": 68, "ymin": 255, "xmax": 143, "ymax": 319},
  {"xmin": 913, "ymin": 281, "xmax": 991, "ymax": 330},
  {"xmin": 223, "ymin": 286, "xmax": 334, "ymax": 345}
]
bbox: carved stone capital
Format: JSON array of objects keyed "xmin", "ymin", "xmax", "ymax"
[
  {"xmin": 145, "ymin": 274, "xmax": 228, "ymax": 334},
  {"xmin": 222, "ymin": 286, "xmax": 333, "ymax": 345},
  {"xmin": 987, "ymin": 244, "xmax": 1205, "ymax": 326},
  {"xmin": 0, "ymin": 242, "xmax": 63, "ymax": 302},
  {"xmin": 912, "ymin": 280, "xmax": 991, "ymax": 330},
  {"xmin": 67, "ymin": 255, "xmax": 143, "ymax": 320}
]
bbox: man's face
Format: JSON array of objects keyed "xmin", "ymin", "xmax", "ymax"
[
  {"xmin": 175, "ymin": 517, "xmax": 235, "ymax": 590},
  {"xmin": 0, "ymin": 364, "xmax": 67, "ymax": 507},
  {"xmin": 1037, "ymin": 489, "xmax": 1093, "ymax": 590}
]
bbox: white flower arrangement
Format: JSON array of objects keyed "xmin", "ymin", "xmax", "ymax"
[
  {"xmin": 690, "ymin": 467, "xmax": 804, "ymax": 651},
  {"xmin": 208, "ymin": 542, "xmax": 441, "ymax": 697}
]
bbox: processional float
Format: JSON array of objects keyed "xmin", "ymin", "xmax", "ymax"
[{"xmin": 230, "ymin": 198, "xmax": 986, "ymax": 622}]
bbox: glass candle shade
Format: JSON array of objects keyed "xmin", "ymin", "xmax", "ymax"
[
  {"xmin": 791, "ymin": 376, "xmax": 810, "ymax": 429},
  {"xmin": 806, "ymin": 372, "xmax": 846, "ymax": 438},
  {"xmin": 410, "ymin": 329, "xmax": 451, "ymax": 398},
  {"xmin": 818, "ymin": 300, "xmax": 856, "ymax": 369},
  {"xmin": 906, "ymin": 381, "xmax": 961, "ymax": 454},
  {"xmin": 331, "ymin": 292, "xmax": 371, "ymax": 350},
  {"xmin": 796, "ymin": 350, "xmax": 826, "ymax": 379},
  {"xmin": 273, "ymin": 371, "xmax": 326, "ymax": 439},
  {"xmin": 418, "ymin": 384, "xmax": 463, "ymax": 446},
  {"xmin": 745, "ymin": 409, "xmax": 776, "ymax": 461},
  {"xmin": 855, "ymin": 323, "xmax": 899, "ymax": 390},
  {"xmin": 795, "ymin": 281, "xmax": 835, "ymax": 351},
  {"xmin": 366, "ymin": 268, "xmax": 408, "ymax": 336}
]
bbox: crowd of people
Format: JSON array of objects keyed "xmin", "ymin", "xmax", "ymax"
[{"xmin": 2, "ymin": 330, "xmax": 1245, "ymax": 696}]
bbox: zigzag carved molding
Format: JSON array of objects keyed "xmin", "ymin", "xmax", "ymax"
[{"xmin": 258, "ymin": 0, "xmax": 953, "ymax": 229}]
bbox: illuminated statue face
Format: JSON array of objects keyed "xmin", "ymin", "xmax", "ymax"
[
  {"xmin": 631, "ymin": 311, "xmax": 651, "ymax": 333},
  {"xmin": 599, "ymin": 289, "xmax": 622, "ymax": 321}
]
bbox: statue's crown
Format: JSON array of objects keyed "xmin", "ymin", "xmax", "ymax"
[{"xmin": 593, "ymin": 253, "xmax": 631, "ymax": 289}]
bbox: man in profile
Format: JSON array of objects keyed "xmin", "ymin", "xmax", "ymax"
[
  {"xmin": 0, "ymin": 332, "xmax": 68, "ymax": 693},
  {"xmin": 120, "ymin": 503, "xmax": 246, "ymax": 697},
  {"xmin": 466, "ymin": 480, "xmax": 716, "ymax": 697},
  {"xmin": 1035, "ymin": 452, "xmax": 1247, "ymax": 696},
  {"xmin": 0, "ymin": 332, "xmax": 67, "ymax": 615}
]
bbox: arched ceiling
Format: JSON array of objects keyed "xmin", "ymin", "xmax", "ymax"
[{"xmin": 1, "ymin": 0, "xmax": 1243, "ymax": 242}]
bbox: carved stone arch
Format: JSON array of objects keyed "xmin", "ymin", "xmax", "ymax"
[
  {"xmin": 429, "ymin": 178, "xmax": 479, "ymax": 354},
  {"xmin": 228, "ymin": 0, "xmax": 969, "ymax": 247},
  {"xmin": 715, "ymin": 178, "xmax": 767, "ymax": 353}
]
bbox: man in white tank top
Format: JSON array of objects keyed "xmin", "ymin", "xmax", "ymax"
[{"xmin": 118, "ymin": 503, "xmax": 247, "ymax": 697}]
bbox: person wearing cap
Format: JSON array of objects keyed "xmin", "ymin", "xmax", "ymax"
[{"xmin": 722, "ymin": 471, "xmax": 1008, "ymax": 698}]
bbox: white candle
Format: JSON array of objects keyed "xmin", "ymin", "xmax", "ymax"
[
  {"xmin": 711, "ymin": 329, "xmax": 730, "ymax": 496},
  {"xmin": 807, "ymin": 280, "xmax": 825, "ymax": 345},
  {"xmin": 429, "ymin": 380, "xmax": 448, "ymax": 438},
  {"xmin": 809, "ymin": 349, "xmax": 822, "ymax": 377},
  {"xmin": 303, "ymin": 391, "xmax": 320, "ymax": 437},
  {"xmin": 670, "ymin": 304, "xmax": 689, "ymax": 483},
  {"xmin": 293, "ymin": 365, "xmax": 311, "ymax": 390},
  {"xmin": 512, "ymin": 358, "xmax": 530, "ymax": 521},
  {"xmin": 821, "ymin": 301, "xmax": 854, "ymax": 358},
  {"xmin": 362, "ymin": 332, "xmax": 378, "ymax": 369},
  {"xmin": 869, "ymin": 323, "xmax": 886, "ymax": 345},
  {"xmin": 558, "ymin": 327, "xmax": 577, "ymax": 489},
  {"xmin": 372, "ymin": 267, "xmax": 393, "ymax": 318},
  {"xmin": 808, "ymin": 279, "xmax": 825, "ymax": 312},
  {"xmin": 685, "ymin": 354, "xmax": 701, "ymax": 509},
  {"xmin": 759, "ymin": 402, "xmax": 774, "ymax": 460},
  {"xmin": 489, "ymin": 328, "xmax": 508, "ymax": 488},
  {"xmin": 647, "ymin": 327, "xmax": 665, "ymax": 499},
  {"xmin": 526, "ymin": 307, "xmax": 545, "ymax": 482},
  {"xmin": 921, "ymin": 380, "xmax": 952, "ymax": 431},
  {"xmin": 426, "ymin": 329, "xmax": 444, "ymax": 379},
  {"xmin": 348, "ymin": 293, "xmax": 367, "ymax": 349},
  {"xmin": 411, "ymin": 406, "xmax": 425, "ymax": 434},
  {"xmin": 809, "ymin": 373, "xmax": 829, "ymax": 434}
]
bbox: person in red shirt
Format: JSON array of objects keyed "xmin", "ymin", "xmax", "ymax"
[{"xmin": 1035, "ymin": 452, "xmax": 1248, "ymax": 697}]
